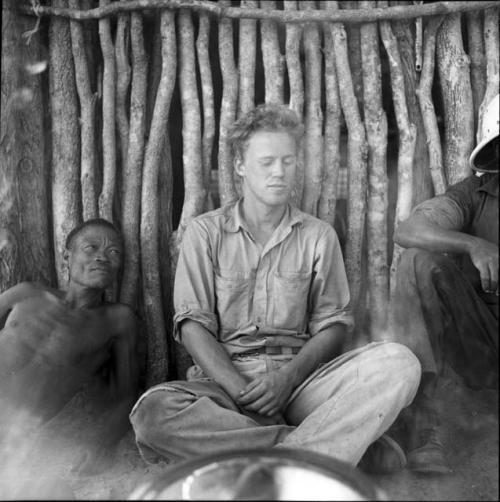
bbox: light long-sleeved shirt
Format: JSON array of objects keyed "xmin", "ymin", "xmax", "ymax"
[{"xmin": 173, "ymin": 200, "xmax": 354, "ymax": 356}]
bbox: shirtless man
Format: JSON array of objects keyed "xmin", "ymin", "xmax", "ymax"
[{"xmin": 0, "ymin": 219, "xmax": 139, "ymax": 481}]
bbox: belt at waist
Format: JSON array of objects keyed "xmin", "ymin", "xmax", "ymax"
[{"xmin": 231, "ymin": 346, "xmax": 301, "ymax": 359}]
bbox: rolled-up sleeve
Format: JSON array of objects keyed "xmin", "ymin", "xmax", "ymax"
[
  {"xmin": 307, "ymin": 225, "xmax": 354, "ymax": 335},
  {"xmin": 411, "ymin": 177, "xmax": 475, "ymax": 231},
  {"xmin": 173, "ymin": 219, "xmax": 219, "ymax": 343}
]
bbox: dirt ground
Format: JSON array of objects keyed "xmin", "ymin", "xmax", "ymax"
[{"xmin": 1, "ymin": 366, "xmax": 497, "ymax": 501}]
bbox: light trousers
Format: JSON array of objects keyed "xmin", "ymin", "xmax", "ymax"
[{"xmin": 130, "ymin": 342, "xmax": 420, "ymax": 466}]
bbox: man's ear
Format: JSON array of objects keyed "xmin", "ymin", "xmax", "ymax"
[{"xmin": 234, "ymin": 156, "xmax": 245, "ymax": 177}]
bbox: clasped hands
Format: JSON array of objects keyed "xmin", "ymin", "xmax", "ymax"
[{"xmin": 235, "ymin": 369, "xmax": 295, "ymax": 426}]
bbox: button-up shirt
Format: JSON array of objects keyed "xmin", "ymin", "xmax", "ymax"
[
  {"xmin": 173, "ymin": 200, "xmax": 354, "ymax": 356},
  {"xmin": 411, "ymin": 173, "xmax": 498, "ymax": 313}
]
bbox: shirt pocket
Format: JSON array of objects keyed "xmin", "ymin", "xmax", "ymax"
[
  {"xmin": 273, "ymin": 271, "xmax": 311, "ymax": 330},
  {"xmin": 214, "ymin": 270, "xmax": 250, "ymax": 330}
]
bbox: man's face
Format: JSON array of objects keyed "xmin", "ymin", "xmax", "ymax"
[
  {"xmin": 236, "ymin": 130, "xmax": 297, "ymax": 208},
  {"xmin": 66, "ymin": 225, "xmax": 122, "ymax": 289}
]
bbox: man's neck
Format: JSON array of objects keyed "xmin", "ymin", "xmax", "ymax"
[{"xmin": 63, "ymin": 284, "xmax": 105, "ymax": 309}]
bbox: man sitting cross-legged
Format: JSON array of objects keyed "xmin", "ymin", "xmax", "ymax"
[
  {"xmin": 130, "ymin": 104, "xmax": 421, "ymax": 474},
  {"xmin": 0, "ymin": 219, "xmax": 139, "ymax": 492}
]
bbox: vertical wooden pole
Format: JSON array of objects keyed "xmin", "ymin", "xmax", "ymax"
[
  {"xmin": 141, "ymin": 9, "xmax": 177, "ymax": 386},
  {"xmin": 238, "ymin": 0, "xmax": 257, "ymax": 116},
  {"xmin": 284, "ymin": 0, "xmax": 305, "ymax": 208},
  {"xmin": 260, "ymin": 0, "xmax": 284, "ymax": 104},
  {"xmin": 300, "ymin": 1, "xmax": 323, "ymax": 217},
  {"xmin": 120, "ymin": 12, "xmax": 147, "ymax": 309},
  {"xmin": 218, "ymin": 0, "xmax": 239, "ymax": 206},
  {"xmin": 416, "ymin": 16, "xmax": 447, "ymax": 195},
  {"xmin": 69, "ymin": 0, "xmax": 98, "ymax": 221},
  {"xmin": 379, "ymin": 1, "xmax": 417, "ymax": 299},
  {"xmin": 327, "ymin": 1, "xmax": 369, "ymax": 311},
  {"xmin": 436, "ymin": 13, "xmax": 474, "ymax": 185},
  {"xmin": 176, "ymin": 8, "xmax": 205, "ymax": 244},
  {"xmin": 98, "ymin": 0, "xmax": 117, "ymax": 222},
  {"xmin": 197, "ymin": 12, "xmax": 216, "ymax": 211},
  {"xmin": 360, "ymin": 0, "xmax": 389, "ymax": 337},
  {"xmin": 49, "ymin": 0, "xmax": 81, "ymax": 287},
  {"xmin": 466, "ymin": 11, "xmax": 486, "ymax": 134},
  {"xmin": 318, "ymin": 2, "xmax": 342, "ymax": 228}
]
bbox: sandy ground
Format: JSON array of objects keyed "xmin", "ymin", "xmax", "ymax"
[{"xmin": 1, "ymin": 368, "xmax": 497, "ymax": 501}]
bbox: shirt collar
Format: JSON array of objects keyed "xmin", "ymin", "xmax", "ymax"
[
  {"xmin": 223, "ymin": 199, "xmax": 304, "ymax": 233},
  {"xmin": 476, "ymin": 174, "xmax": 499, "ymax": 198}
]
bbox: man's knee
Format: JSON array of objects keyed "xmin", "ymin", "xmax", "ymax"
[
  {"xmin": 129, "ymin": 384, "xmax": 193, "ymax": 443},
  {"xmin": 371, "ymin": 342, "xmax": 422, "ymax": 398},
  {"xmin": 398, "ymin": 248, "xmax": 455, "ymax": 281}
]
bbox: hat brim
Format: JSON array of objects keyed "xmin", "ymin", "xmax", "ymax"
[{"xmin": 469, "ymin": 134, "xmax": 499, "ymax": 172}]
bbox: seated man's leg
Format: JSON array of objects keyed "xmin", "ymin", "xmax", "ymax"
[
  {"xmin": 391, "ymin": 248, "xmax": 498, "ymax": 472},
  {"xmin": 129, "ymin": 379, "xmax": 293, "ymax": 463},
  {"xmin": 279, "ymin": 342, "xmax": 421, "ymax": 468}
]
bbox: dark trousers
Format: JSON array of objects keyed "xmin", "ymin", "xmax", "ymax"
[{"xmin": 391, "ymin": 248, "xmax": 498, "ymax": 391}]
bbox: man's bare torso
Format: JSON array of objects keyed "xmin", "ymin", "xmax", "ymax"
[{"xmin": 0, "ymin": 287, "xmax": 123, "ymax": 424}]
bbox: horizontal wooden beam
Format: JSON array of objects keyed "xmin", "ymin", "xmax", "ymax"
[{"xmin": 19, "ymin": 0, "xmax": 499, "ymax": 24}]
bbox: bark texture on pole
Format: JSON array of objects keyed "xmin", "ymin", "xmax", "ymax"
[
  {"xmin": 49, "ymin": 0, "xmax": 81, "ymax": 287},
  {"xmin": 436, "ymin": 13, "xmax": 474, "ymax": 185},
  {"xmin": 69, "ymin": 0, "xmax": 98, "ymax": 220},
  {"xmin": 391, "ymin": 3, "xmax": 433, "ymax": 207},
  {"xmin": 466, "ymin": 10, "xmax": 486, "ymax": 133},
  {"xmin": 98, "ymin": 0, "xmax": 117, "ymax": 222},
  {"xmin": 176, "ymin": 8, "xmax": 205, "ymax": 245},
  {"xmin": 318, "ymin": 9, "xmax": 341, "ymax": 228},
  {"xmin": 115, "ymin": 10, "xmax": 131, "ymax": 206},
  {"xmin": 140, "ymin": 9, "xmax": 177, "ymax": 386},
  {"xmin": 478, "ymin": 7, "xmax": 499, "ymax": 142},
  {"xmin": 284, "ymin": 0, "xmax": 305, "ymax": 208},
  {"xmin": 260, "ymin": 0, "xmax": 284, "ymax": 104},
  {"xmin": 416, "ymin": 16, "xmax": 447, "ymax": 195},
  {"xmin": 300, "ymin": 1, "xmax": 323, "ymax": 217},
  {"xmin": 120, "ymin": 12, "xmax": 147, "ymax": 309},
  {"xmin": 360, "ymin": 0, "xmax": 389, "ymax": 336},
  {"xmin": 379, "ymin": 3, "xmax": 417, "ymax": 298},
  {"xmin": 238, "ymin": 0, "xmax": 257, "ymax": 116},
  {"xmin": 218, "ymin": 0, "xmax": 239, "ymax": 206},
  {"xmin": 328, "ymin": 1, "xmax": 368, "ymax": 310},
  {"xmin": 197, "ymin": 12, "xmax": 216, "ymax": 210}
]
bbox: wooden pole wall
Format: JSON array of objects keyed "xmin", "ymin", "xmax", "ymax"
[{"xmin": 2, "ymin": 1, "xmax": 499, "ymax": 382}]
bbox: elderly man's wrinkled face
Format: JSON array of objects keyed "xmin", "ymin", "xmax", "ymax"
[
  {"xmin": 66, "ymin": 225, "xmax": 122, "ymax": 289},
  {"xmin": 235, "ymin": 130, "xmax": 297, "ymax": 208}
]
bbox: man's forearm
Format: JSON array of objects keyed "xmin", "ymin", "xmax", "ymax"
[
  {"xmin": 180, "ymin": 320, "xmax": 248, "ymax": 400},
  {"xmin": 278, "ymin": 323, "xmax": 346, "ymax": 390},
  {"xmin": 394, "ymin": 216, "xmax": 477, "ymax": 255}
]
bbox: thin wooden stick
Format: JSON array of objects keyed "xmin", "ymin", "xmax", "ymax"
[
  {"xmin": 238, "ymin": 0, "xmax": 257, "ymax": 116},
  {"xmin": 218, "ymin": 0, "xmax": 239, "ymax": 206},
  {"xmin": 416, "ymin": 16, "xmax": 447, "ymax": 195},
  {"xmin": 436, "ymin": 12, "xmax": 474, "ymax": 185},
  {"xmin": 318, "ymin": 2, "xmax": 341, "ymax": 228},
  {"xmin": 300, "ymin": 0, "xmax": 323, "ymax": 216},
  {"xmin": 98, "ymin": 0, "xmax": 116, "ymax": 222},
  {"xmin": 379, "ymin": 1, "xmax": 417, "ymax": 299},
  {"xmin": 196, "ymin": 12, "xmax": 216, "ymax": 210},
  {"xmin": 69, "ymin": 0, "xmax": 97, "ymax": 220},
  {"xmin": 22, "ymin": 0, "xmax": 499, "ymax": 23},
  {"xmin": 120, "ymin": 11, "xmax": 147, "ymax": 308},
  {"xmin": 260, "ymin": 0, "xmax": 284, "ymax": 104},
  {"xmin": 359, "ymin": 0, "xmax": 389, "ymax": 336},
  {"xmin": 176, "ymin": 8, "xmax": 205, "ymax": 244},
  {"xmin": 115, "ymin": 10, "xmax": 131, "ymax": 206},
  {"xmin": 140, "ymin": 9, "xmax": 177, "ymax": 386},
  {"xmin": 328, "ymin": 1, "xmax": 368, "ymax": 310}
]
